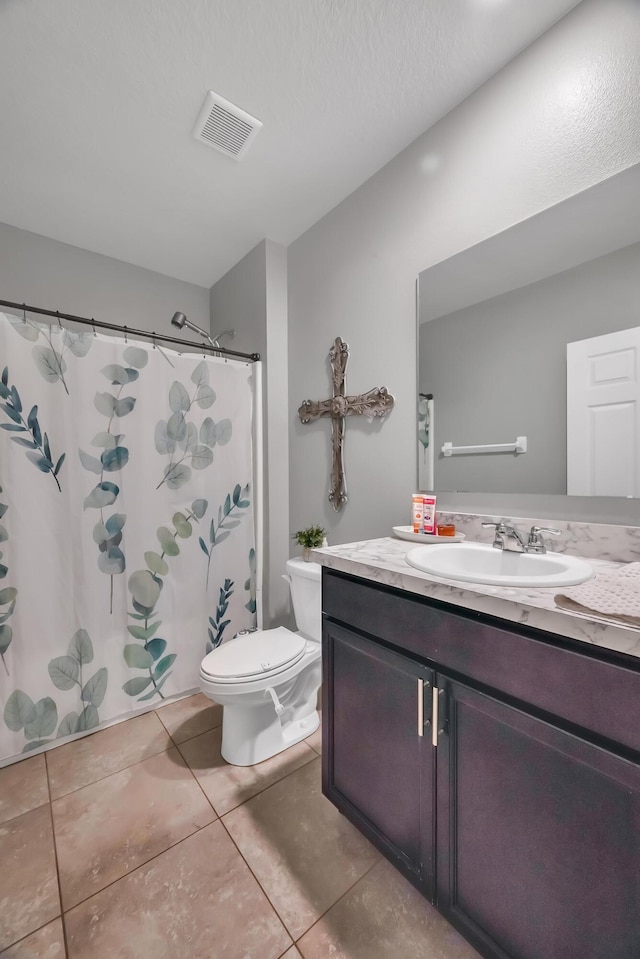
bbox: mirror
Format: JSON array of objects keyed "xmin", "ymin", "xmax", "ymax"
[{"xmin": 417, "ymin": 164, "xmax": 640, "ymax": 512}]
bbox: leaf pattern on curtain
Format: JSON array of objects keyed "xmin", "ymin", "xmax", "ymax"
[
  {"xmin": 207, "ymin": 578, "xmax": 234, "ymax": 652},
  {"xmin": 244, "ymin": 548, "xmax": 257, "ymax": 620},
  {"xmin": 125, "ymin": 498, "xmax": 209, "ymax": 702},
  {"xmin": 0, "ymin": 367, "xmax": 66, "ymax": 489},
  {"xmin": 3, "ymin": 630, "xmax": 108, "ymax": 753},
  {"xmin": 80, "ymin": 347, "xmax": 149, "ymax": 612},
  {"xmin": 7, "ymin": 314, "xmax": 93, "ymax": 394},
  {"xmin": 199, "ymin": 483, "xmax": 251, "ymax": 587},
  {"xmin": 155, "ymin": 361, "xmax": 227, "ymax": 491},
  {"xmin": 0, "ymin": 312, "xmax": 256, "ymax": 765},
  {"xmin": 0, "ymin": 485, "xmax": 17, "ymax": 674}
]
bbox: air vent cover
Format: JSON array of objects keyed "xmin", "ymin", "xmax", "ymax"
[{"xmin": 192, "ymin": 91, "xmax": 262, "ymax": 160}]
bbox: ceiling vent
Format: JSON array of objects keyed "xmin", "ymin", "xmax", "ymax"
[{"xmin": 192, "ymin": 91, "xmax": 262, "ymax": 161}]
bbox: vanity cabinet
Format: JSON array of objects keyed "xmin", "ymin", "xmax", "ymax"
[
  {"xmin": 324, "ymin": 621, "xmax": 435, "ymax": 897},
  {"xmin": 322, "ymin": 568, "xmax": 640, "ymax": 959}
]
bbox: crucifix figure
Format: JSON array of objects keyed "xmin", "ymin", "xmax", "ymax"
[{"xmin": 298, "ymin": 337, "xmax": 395, "ymax": 510}]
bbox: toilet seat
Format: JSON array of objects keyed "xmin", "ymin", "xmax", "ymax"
[{"xmin": 201, "ymin": 627, "xmax": 307, "ymax": 684}]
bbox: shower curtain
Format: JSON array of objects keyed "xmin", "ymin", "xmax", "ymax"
[
  {"xmin": 418, "ymin": 393, "xmax": 434, "ymax": 490},
  {"xmin": 0, "ymin": 311, "xmax": 257, "ymax": 766}
]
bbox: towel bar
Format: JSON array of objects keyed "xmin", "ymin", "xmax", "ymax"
[{"xmin": 441, "ymin": 436, "xmax": 527, "ymax": 457}]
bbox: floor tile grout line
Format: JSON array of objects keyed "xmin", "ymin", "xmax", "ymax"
[
  {"xmin": 47, "ymin": 742, "xmax": 170, "ymax": 803},
  {"xmin": 217, "ymin": 812, "xmax": 295, "ymax": 943},
  {"xmin": 291, "ymin": 856, "xmax": 381, "ymax": 948},
  {"xmin": 60, "ymin": 814, "xmax": 235, "ymax": 919},
  {"xmin": 175, "ymin": 740, "xmax": 222, "ymax": 820},
  {"xmin": 275, "ymin": 942, "xmax": 299, "ymax": 959},
  {"xmin": 52, "ymin": 764, "xmax": 219, "ymax": 914},
  {"xmin": 219, "ymin": 792, "xmax": 381, "ymax": 949},
  {"xmin": 45, "ymin": 724, "xmax": 174, "ymax": 803},
  {"xmin": 216, "ymin": 752, "xmax": 374, "ymax": 944},
  {"xmin": 0, "ymin": 752, "xmax": 52, "ymax": 828},
  {"xmin": 44, "ymin": 751, "xmax": 70, "ymax": 959},
  {"xmin": 153, "ymin": 706, "xmax": 173, "ymax": 739},
  {"xmin": 0, "ymin": 917, "xmax": 64, "ymax": 956},
  {"xmin": 43, "ymin": 750, "xmax": 53, "ymax": 804},
  {"xmin": 154, "ymin": 705, "xmax": 201, "ymax": 744},
  {"xmin": 217, "ymin": 747, "xmax": 321, "ymax": 822},
  {"xmin": 154, "ymin": 702, "xmax": 223, "ymax": 745},
  {"xmin": 44, "ymin": 712, "xmax": 222, "ymax": 805},
  {"xmin": 177, "ymin": 737, "xmax": 318, "ymax": 820},
  {"xmin": 212, "ymin": 752, "xmax": 329, "ymax": 939},
  {"xmin": 0, "ymin": 797, "xmax": 50, "ymax": 828},
  {"xmin": 219, "ymin": 741, "xmax": 318, "ymax": 815}
]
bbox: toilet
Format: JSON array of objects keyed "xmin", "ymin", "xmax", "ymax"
[{"xmin": 199, "ymin": 558, "xmax": 322, "ymax": 766}]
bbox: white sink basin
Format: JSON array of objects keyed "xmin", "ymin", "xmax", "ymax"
[{"xmin": 405, "ymin": 542, "xmax": 593, "ymax": 588}]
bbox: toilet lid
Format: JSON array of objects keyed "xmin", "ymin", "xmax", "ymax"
[{"xmin": 201, "ymin": 627, "xmax": 307, "ymax": 681}]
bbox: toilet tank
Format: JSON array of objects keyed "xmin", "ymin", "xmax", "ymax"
[{"xmin": 285, "ymin": 558, "xmax": 322, "ymax": 642}]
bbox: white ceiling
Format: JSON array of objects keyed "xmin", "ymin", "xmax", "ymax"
[{"xmin": 0, "ymin": 0, "xmax": 582, "ymax": 288}]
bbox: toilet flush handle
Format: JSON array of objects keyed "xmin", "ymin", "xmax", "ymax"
[{"xmin": 265, "ymin": 686, "xmax": 285, "ymax": 716}]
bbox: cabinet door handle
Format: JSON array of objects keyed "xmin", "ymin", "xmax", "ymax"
[
  {"xmin": 432, "ymin": 685, "xmax": 439, "ymax": 747},
  {"xmin": 417, "ymin": 678, "xmax": 424, "ymax": 737}
]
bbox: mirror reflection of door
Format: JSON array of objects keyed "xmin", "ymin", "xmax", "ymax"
[{"xmin": 567, "ymin": 327, "xmax": 640, "ymax": 497}]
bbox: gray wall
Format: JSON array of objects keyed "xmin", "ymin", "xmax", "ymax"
[
  {"xmin": 288, "ymin": 0, "xmax": 640, "ymax": 544},
  {"xmin": 0, "ymin": 221, "xmax": 209, "ymax": 333},
  {"xmin": 209, "ymin": 240, "xmax": 290, "ymax": 627},
  {"xmin": 209, "ymin": 242, "xmax": 267, "ymax": 359},
  {"xmin": 419, "ymin": 240, "xmax": 640, "ymax": 495}
]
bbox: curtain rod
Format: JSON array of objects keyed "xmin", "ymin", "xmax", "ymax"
[{"xmin": 0, "ymin": 298, "xmax": 260, "ymax": 362}]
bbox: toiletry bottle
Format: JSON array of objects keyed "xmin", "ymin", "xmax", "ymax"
[
  {"xmin": 422, "ymin": 495, "xmax": 437, "ymax": 535},
  {"xmin": 412, "ymin": 494, "xmax": 424, "ymax": 534}
]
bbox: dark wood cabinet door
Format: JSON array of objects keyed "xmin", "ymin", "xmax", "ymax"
[
  {"xmin": 437, "ymin": 678, "xmax": 640, "ymax": 959},
  {"xmin": 322, "ymin": 620, "xmax": 435, "ymax": 897}
]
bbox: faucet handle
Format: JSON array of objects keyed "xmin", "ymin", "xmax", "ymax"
[
  {"xmin": 527, "ymin": 525, "xmax": 560, "ymax": 553},
  {"xmin": 481, "ymin": 520, "xmax": 510, "ymax": 550}
]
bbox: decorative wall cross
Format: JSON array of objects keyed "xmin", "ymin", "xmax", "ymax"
[{"xmin": 298, "ymin": 337, "xmax": 395, "ymax": 510}]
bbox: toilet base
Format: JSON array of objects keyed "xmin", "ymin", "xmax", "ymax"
[{"xmin": 220, "ymin": 702, "xmax": 320, "ymax": 766}]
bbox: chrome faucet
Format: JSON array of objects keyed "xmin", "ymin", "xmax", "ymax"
[
  {"xmin": 482, "ymin": 521, "xmax": 528, "ymax": 553},
  {"xmin": 482, "ymin": 521, "xmax": 560, "ymax": 554}
]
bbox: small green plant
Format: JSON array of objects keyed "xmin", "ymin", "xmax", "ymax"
[{"xmin": 292, "ymin": 525, "xmax": 325, "ymax": 549}]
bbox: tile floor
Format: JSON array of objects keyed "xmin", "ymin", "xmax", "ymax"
[{"xmin": 0, "ymin": 693, "xmax": 481, "ymax": 958}]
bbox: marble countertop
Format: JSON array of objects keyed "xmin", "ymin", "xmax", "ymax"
[{"xmin": 312, "ymin": 536, "xmax": 640, "ymax": 661}]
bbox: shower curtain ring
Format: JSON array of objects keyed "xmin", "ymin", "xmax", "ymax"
[
  {"xmin": 22, "ymin": 303, "xmax": 27, "ymax": 324},
  {"xmin": 91, "ymin": 318, "xmax": 96, "ymax": 337},
  {"xmin": 56, "ymin": 310, "xmax": 62, "ymax": 329},
  {"xmin": 152, "ymin": 333, "xmax": 156, "ymax": 349},
  {"xmin": 123, "ymin": 326, "xmax": 128, "ymax": 343}
]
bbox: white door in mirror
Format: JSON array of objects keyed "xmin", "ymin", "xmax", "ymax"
[
  {"xmin": 405, "ymin": 543, "xmax": 593, "ymax": 588},
  {"xmin": 567, "ymin": 327, "xmax": 640, "ymax": 498}
]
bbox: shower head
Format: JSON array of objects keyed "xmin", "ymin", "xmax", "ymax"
[{"xmin": 169, "ymin": 312, "xmax": 215, "ymax": 349}]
